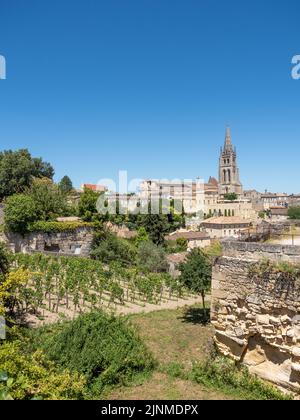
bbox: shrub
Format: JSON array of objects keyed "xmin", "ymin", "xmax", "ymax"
[
  {"xmin": 288, "ymin": 206, "xmax": 300, "ymax": 220},
  {"xmin": 0, "ymin": 339, "xmax": 86, "ymax": 400},
  {"xmin": 176, "ymin": 237, "xmax": 188, "ymax": 250},
  {"xmin": 91, "ymin": 230, "xmax": 136, "ymax": 266},
  {"xmin": 32, "ymin": 312, "xmax": 155, "ymax": 396}
]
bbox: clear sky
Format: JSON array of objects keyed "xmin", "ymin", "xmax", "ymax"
[{"xmin": 0, "ymin": 0, "xmax": 299, "ymax": 193}]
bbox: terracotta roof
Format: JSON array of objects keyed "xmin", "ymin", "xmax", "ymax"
[
  {"xmin": 207, "ymin": 177, "xmax": 219, "ymax": 187},
  {"xmin": 82, "ymin": 184, "xmax": 107, "ymax": 192},
  {"xmin": 166, "ymin": 252, "xmax": 188, "ymax": 264},
  {"xmin": 201, "ymin": 216, "xmax": 252, "ymax": 226},
  {"xmin": 165, "ymin": 231, "xmax": 210, "ymax": 241},
  {"xmin": 270, "ymin": 207, "xmax": 288, "ymax": 216}
]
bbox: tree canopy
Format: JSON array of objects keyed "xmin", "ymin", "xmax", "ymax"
[
  {"xmin": 223, "ymin": 192, "xmax": 238, "ymax": 201},
  {"xmin": 59, "ymin": 176, "xmax": 73, "ymax": 194},
  {"xmin": 179, "ymin": 249, "xmax": 212, "ymax": 312},
  {"xmin": 0, "ymin": 149, "xmax": 54, "ymax": 200}
]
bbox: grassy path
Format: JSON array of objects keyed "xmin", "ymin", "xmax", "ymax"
[{"xmin": 107, "ymin": 306, "xmax": 235, "ymax": 400}]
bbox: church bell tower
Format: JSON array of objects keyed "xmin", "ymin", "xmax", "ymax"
[{"xmin": 218, "ymin": 127, "xmax": 243, "ymax": 197}]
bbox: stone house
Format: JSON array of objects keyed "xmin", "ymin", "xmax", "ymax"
[
  {"xmin": 201, "ymin": 216, "xmax": 252, "ymax": 239},
  {"xmin": 269, "ymin": 207, "xmax": 289, "ymax": 221},
  {"xmin": 165, "ymin": 230, "xmax": 211, "ymax": 250}
]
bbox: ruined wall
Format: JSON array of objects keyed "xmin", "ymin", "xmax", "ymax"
[
  {"xmin": 0, "ymin": 227, "xmax": 94, "ymax": 257},
  {"xmin": 211, "ymin": 241, "xmax": 300, "ymax": 391}
]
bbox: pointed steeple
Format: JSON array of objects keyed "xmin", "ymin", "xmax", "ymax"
[{"xmin": 224, "ymin": 126, "xmax": 233, "ymax": 152}]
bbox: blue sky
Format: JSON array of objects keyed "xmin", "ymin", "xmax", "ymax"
[{"xmin": 0, "ymin": 0, "xmax": 299, "ymax": 193}]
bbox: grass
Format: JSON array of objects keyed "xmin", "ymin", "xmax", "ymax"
[{"xmin": 107, "ymin": 305, "xmax": 291, "ymax": 401}]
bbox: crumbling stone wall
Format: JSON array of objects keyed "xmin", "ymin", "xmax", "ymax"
[
  {"xmin": 0, "ymin": 227, "xmax": 94, "ymax": 257},
  {"xmin": 211, "ymin": 241, "xmax": 300, "ymax": 391}
]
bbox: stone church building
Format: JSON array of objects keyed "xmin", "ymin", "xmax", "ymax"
[{"xmin": 218, "ymin": 126, "xmax": 243, "ymax": 197}]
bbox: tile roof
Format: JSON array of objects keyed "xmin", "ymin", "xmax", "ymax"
[
  {"xmin": 165, "ymin": 231, "xmax": 210, "ymax": 241},
  {"xmin": 201, "ymin": 216, "xmax": 252, "ymax": 226}
]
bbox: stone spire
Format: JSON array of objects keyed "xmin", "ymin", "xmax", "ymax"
[
  {"xmin": 224, "ymin": 126, "xmax": 233, "ymax": 152},
  {"xmin": 218, "ymin": 126, "xmax": 243, "ymax": 197}
]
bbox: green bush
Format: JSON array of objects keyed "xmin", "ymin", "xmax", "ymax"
[
  {"xmin": 0, "ymin": 338, "xmax": 86, "ymax": 400},
  {"xmin": 91, "ymin": 230, "xmax": 136, "ymax": 266},
  {"xmin": 31, "ymin": 312, "xmax": 155, "ymax": 396},
  {"xmin": 288, "ymin": 206, "xmax": 300, "ymax": 220}
]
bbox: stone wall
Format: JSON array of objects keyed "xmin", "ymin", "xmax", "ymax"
[
  {"xmin": 0, "ymin": 227, "xmax": 94, "ymax": 257},
  {"xmin": 211, "ymin": 241, "xmax": 300, "ymax": 391}
]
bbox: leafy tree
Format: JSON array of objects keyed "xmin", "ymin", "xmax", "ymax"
[
  {"xmin": 27, "ymin": 178, "xmax": 68, "ymax": 221},
  {"xmin": 136, "ymin": 241, "xmax": 168, "ymax": 273},
  {"xmin": 78, "ymin": 188, "xmax": 101, "ymax": 221},
  {"xmin": 179, "ymin": 249, "xmax": 212, "ymax": 313},
  {"xmin": 137, "ymin": 214, "xmax": 169, "ymax": 246},
  {"xmin": 31, "ymin": 157, "xmax": 54, "ymax": 180},
  {"xmin": 0, "ymin": 149, "xmax": 54, "ymax": 199},
  {"xmin": 288, "ymin": 207, "xmax": 300, "ymax": 220},
  {"xmin": 4, "ymin": 194, "xmax": 37, "ymax": 235},
  {"xmin": 59, "ymin": 176, "xmax": 73, "ymax": 194},
  {"xmin": 224, "ymin": 193, "xmax": 238, "ymax": 201}
]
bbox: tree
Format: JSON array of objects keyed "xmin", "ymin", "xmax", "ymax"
[
  {"xmin": 4, "ymin": 194, "xmax": 37, "ymax": 235},
  {"xmin": 59, "ymin": 176, "xmax": 73, "ymax": 194},
  {"xmin": 136, "ymin": 241, "xmax": 168, "ymax": 273},
  {"xmin": 31, "ymin": 157, "xmax": 54, "ymax": 180},
  {"xmin": 27, "ymin": 178, "xmax": 68, "ymax": 221},
  {"xmin": 78, "ymin": 188, "xmax": 101, "ymax": 221},
  {"xmin": 137, "ymin": 214, "xmax": 169, "ymax": 246},
  {"xmin": 224, "ymin": 193, "xmax": 238, "ymax": 201},
  {"xmin": 0, "ymin": 150, "xmax": 54, "ymax": 200},
  {"xmin": 135, "ymin": 227, "xmax": 149, "ymax": 246},
  {"xmin": 179, "ymin": 249, "xmax": 212, "ymax": 314},
  {"xmin": 288, "ymin": 207, "xmax": 300, "ymax": 220}
]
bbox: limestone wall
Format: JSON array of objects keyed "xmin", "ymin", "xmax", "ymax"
[
  {"xmin": 211, "ymin": 241, "xmax": 300, "ymax": 391},
  {"xmin": 0, "ymin": 227, "xmax": 94, "ymax": 257}
]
